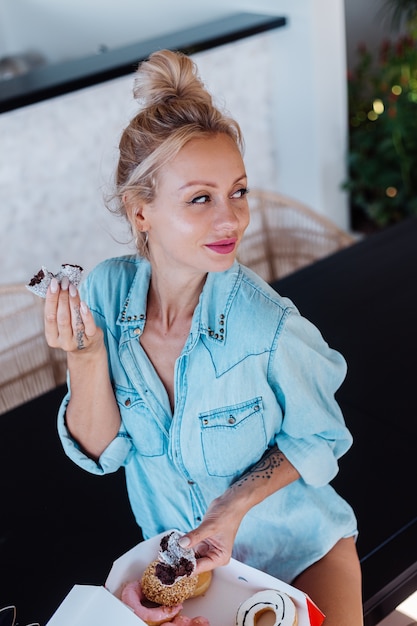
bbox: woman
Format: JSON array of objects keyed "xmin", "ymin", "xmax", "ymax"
[{"xmin": 45, "ymin": 50, "xmax": 363, "ymax": 624}]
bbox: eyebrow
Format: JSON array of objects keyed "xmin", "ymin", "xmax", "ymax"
[{"xmin": 179, "ymin": 173, "xmax": 247, "ymax": 190}]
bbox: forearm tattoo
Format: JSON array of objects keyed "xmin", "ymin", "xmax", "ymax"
[
  {"xmin": 74, "ymin": 306, "xmax": 85, "ymax": 350},
  {"xmin": 234, "ymin": 446, "xmax": 285, "ymax": 487}
]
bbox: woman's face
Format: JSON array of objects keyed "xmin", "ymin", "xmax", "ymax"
[{"xmin": 138, "ymin": 133, "xmax": 250, "ymax": 276}]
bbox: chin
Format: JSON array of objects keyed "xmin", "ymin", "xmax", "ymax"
[{"xmin": 208, "ymin": 257, "xmax": 236, "ymax": 273}]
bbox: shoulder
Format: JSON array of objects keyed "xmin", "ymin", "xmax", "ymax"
[
  {"xmin": 233, "ymin": 265, "xmax": 346, "ymax": 372},
  {"xmin": 205, "ymin": 264, "xmax": 300, "ymax": 352},
  {"xmin": 83, "ymin": 255, "xmax": 145, "ymax": 289},
  {"xmin": 235, "ymin": 263, "xmax": 297, "ymax": 320},
  {"xmin": 86, "ymin": 255, "xmax": 141, "ymax": 281},
  {"xmin": 80, "ymin": 255, "xmax": 148, "ymax": 312},
  {"xmin": 198, "ymin": 265, "xmax": 305, "ymax": 376}
]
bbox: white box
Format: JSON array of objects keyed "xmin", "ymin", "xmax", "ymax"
[{"xmin": 47, "ymin": 531, "xmax": 325, "ymax": 626}]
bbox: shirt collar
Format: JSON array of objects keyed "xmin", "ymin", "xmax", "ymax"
[
  {"xmin": 117, "ymin": 257, "xmax": 150, "ymax": 334},
  {"xmin": 117, "ymin": 257, "xmax": 242, "ymax": 345},
  {"xmin": 194, "ymin": 261, "xmax": 242, "ymax": 345}
]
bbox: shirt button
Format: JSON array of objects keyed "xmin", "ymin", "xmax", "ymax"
[
  {"xmin": 125, "ymin": 398, "xmax": 131, "ymax": 406},
  {"xmin": 133, "ymin": 328, "xmax": 142, "ymax": 336},
  {"xmin": 196, "ymin": 516, "xmax": 201, "ymax": 522},
  {"xmin": 228, "ymin": 416, "xmax": 236, "ymax": 424},
  {"xmin": 188, "ymin": 480, "xmax": 195, "ymax": 485}
]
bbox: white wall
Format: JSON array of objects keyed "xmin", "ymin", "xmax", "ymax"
[
  {"xmin": 269, "ymin": 0, "xmax": 349, "ymax": 229},
  {"xmin": 0, "ymin": 0, "xmax": 349, "ymax": 284}
]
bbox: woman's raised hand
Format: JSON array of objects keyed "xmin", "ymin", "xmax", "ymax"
[{"xmin": 44, "ymin": 276, "xmax": 102, "ymax": 353}]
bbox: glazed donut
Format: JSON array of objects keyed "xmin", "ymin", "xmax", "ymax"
[
  {"xmin": 121, "ymin": 579, "xmax": 182, "ymax": 625},
  {"xmin": 235, "ymin": 589, "xmax": 298, "ymax": 626},
  {"xmin": 141, "ymin": 532, "xmax": 199, "ymax": 606},
  {"xmin": 190, "ymin": 571, "xmax": 212, "ymax": 598}
]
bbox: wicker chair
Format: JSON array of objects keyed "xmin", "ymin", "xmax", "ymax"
[
  {"xmin": 0, "ymin": 284, "xmax": 67, "ymax": 415},
  {"xmin": 238, "ymin": 189, "xmax": 355, "ymax": 282}
]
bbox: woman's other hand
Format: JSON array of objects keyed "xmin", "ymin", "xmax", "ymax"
[
  {"xmin": 179, "ymin": 494, "xmax": 244, "ymax": 573},
  {"xmin": 179, "ymin": 447, "xmax": 300, "ymax": 574}
]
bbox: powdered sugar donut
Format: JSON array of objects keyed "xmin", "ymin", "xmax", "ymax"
[
  {"xmin": 235, "ymin": 589, "xmax": 298, "ymax": 626},
  {"xmin": 26, "ymin": 266, "xmax": 55, "ymax": 298},
  {"xmin": 121, "ymin": 579, "xmax": 182, "ymax": 625},
  {"xmin": 56, "ymin": 263, "xmax": 83, "ymax": 286},
  {"xmin": 26, "ymin": 263, "xmax": 83, "ymax": 298}
]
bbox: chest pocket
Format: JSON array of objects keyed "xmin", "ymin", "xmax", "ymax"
[
  {"xmin": 115, "ymin": 385, "xmax": 166, "ymax": 457},
  {"xmin": 199, "ymin": 397, "xmax": 266, "ymax": 477}
]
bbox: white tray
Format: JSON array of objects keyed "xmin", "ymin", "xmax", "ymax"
[{"xmin": 105, "ymin": 531, "xmax": 325, "ymax": 626}]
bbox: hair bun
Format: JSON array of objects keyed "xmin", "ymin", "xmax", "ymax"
[{"xmin": 133, "ymin": 49, "xmax": 212, "ymax": 109}]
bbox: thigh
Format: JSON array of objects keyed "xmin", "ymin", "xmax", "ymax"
[{"xmin": 292, "ymin": 537, "xmax": 363, "ymax": 626}]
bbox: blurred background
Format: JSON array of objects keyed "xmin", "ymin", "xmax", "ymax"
[{"xmin": 2, "ymin": 0, "xmax": 414, "ymax": 284}]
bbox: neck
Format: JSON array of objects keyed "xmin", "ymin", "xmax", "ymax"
[{"xmin": 147, "ymin": 267, "xmax": 207, "ymax": 332}]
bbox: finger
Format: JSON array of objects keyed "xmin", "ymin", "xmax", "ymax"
[
  {"xmin": 44, "ymin": 277, "xmax": 60, "ymax": 346},
  {"xmin": 68, "ymin": 285, "xmax": 99, "ymax": 349},
  {"xmin": 194, "ymin": 542, "xmax": 210, "ymax": 559},
  {"xmin": 79, "ymin": 300, "xmax": 98, "ymax": 337},
  {"xmin": 68, "ymin": 283, "xmax": 97, "ymax": 336},
  {"xmin": 178, "ymin": 532, "xmax": 208, "ymax": 561},
  {"xmin": 178, "ymin": 531, "xmax": 199, "ymax": 550},
  {"xmin": 194, "ymin": 541, "xmax": 230, "ymax": 572},
  {"xmin": 194, "ymin": 554, "xmax": 217, "ymax": 574},
  {"xmin": 178, "ymin": 517, "xmax": 219, "ymax": 549},
  {"xmin": 68, "ymin": 283, "xmax": 87, "ymax": 350},
  {"xmin": 55, "ymin": 275, "xmax": 74, "ymax": 343}
]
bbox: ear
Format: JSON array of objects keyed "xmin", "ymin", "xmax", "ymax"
[{"xmin": 123, "ymin": 192, "xmax": 150, "ymax": 232}]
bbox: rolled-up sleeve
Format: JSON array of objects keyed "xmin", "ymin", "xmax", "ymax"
[
  {"xmin": 57, "ymin": 390, "xmax": 134, "ymax": 475},
  {"xmin": 271, "ymin": 308, "xmax": 352, "ymax": 487}
]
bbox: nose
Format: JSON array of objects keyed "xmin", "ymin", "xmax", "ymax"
[{"xmin": 214, "ymin": 197, "xmax": 247, "ymax": 232}]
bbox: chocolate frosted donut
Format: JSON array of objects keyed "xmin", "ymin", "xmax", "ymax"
[
  {"xmin": 141, "ymin": 559, "xmax": 198, "ymax": 606},
  {"xmin": 141, "ymin": 531, "xmax": 198, "ymax": 606}
]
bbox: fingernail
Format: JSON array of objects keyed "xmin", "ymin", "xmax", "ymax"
[
  {"xmin": 80, "ymin": 301, "xmax": 88, "ymax": 315},
  {"xmin": 178, "ymin": 536, "xmax": 191, "ymax": 548},
  {"xmin": 69, "ymin": 283, "xmax": 77, "ymax": 297},
  {"xmin": 50, "ymin": 277, "xmax": 59, "ymax": 294},
  {"xmin": 61, "ymin": 276, "xmax": 69, "ymax": 290}
]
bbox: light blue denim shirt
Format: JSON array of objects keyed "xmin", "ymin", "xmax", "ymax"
[{"xmin": 58, "ymin": 256, "xmax": 357, "ymax": 583}]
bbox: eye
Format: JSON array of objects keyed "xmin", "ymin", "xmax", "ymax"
[
  {"xmin": 189, "ymin": 194, "xmax": 210, "ymax": 204},
  {"xmin": 232, "ymin": 187, "xmax": 249, "ymax": 199}
]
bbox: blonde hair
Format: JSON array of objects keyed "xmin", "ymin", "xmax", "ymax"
[{"xmin": 110, "ymin": 49, "xmax": 244, "ymax": 256}]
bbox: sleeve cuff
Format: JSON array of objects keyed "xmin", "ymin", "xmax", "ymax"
[
  {"xmin": 276, "ymin": 431, "xmax": 352, "ymax": 487},
  {"xmin": 57, "ymin": 392, "xmax": 133, "ymax": 475}
]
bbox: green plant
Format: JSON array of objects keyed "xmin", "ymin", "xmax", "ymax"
[{"xmin": 345, "ymin": 4, "xmax": 417, "ymax": 228}]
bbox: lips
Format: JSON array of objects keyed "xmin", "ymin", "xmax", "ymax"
[{"xmin": 205, "ymin": 238, "xmax": 237, "ymax": 255}]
